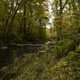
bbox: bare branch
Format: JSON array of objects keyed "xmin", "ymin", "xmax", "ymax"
[{"xmin": 62, "ymin": 0, "xmax": 69, "ymax": 10}]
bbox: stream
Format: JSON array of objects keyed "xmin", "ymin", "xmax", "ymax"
[{"xmin": 0, "ymin": 43, "xmax": 44, "ymax": 68}]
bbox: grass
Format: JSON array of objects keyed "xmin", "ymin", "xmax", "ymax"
[{"xmin": 0, "ymin": 39, "xmax": 80, "ymax": 80}]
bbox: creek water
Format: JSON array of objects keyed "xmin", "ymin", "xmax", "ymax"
[{"xmin": 0, "ymin": 44, "xmax": 42, "ymax": 68}]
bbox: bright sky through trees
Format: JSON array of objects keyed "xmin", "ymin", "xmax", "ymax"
[{"xmin": 46, "ymin": 0, "xmax": 53, "ymax": 29}]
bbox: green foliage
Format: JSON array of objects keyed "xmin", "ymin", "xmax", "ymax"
[
  {"xmin": 49, "ymin": 51, "xmax": 80, "ymax": 80},
  {"xmin": 0, "ymin": 0, "xmax": 48, "ymax": 44},
  {"xmin": 0, "ymin": 0, "xmax": 80, "ymax": 80},
  {"xmin": 0, "ymin": 41, "xmax": 80, "ymax": 80}
]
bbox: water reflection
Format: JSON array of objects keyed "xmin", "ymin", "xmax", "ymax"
[
  {"xmin": 0, "ymin": 44, "xmax": 41, "ymax": 68},
  {"xmin": 0, "ymin": 46, "xmax": 14, "ymax": 68}
]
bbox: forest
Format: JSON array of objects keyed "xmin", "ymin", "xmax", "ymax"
[{"xmin": 0, "ymin": 0, "xmax": 80, "ymax": 80}]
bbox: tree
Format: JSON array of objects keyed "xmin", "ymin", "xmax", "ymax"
[{"xmin": 0, "ymin": 0, "xmax": 48, "ymax": 44}]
